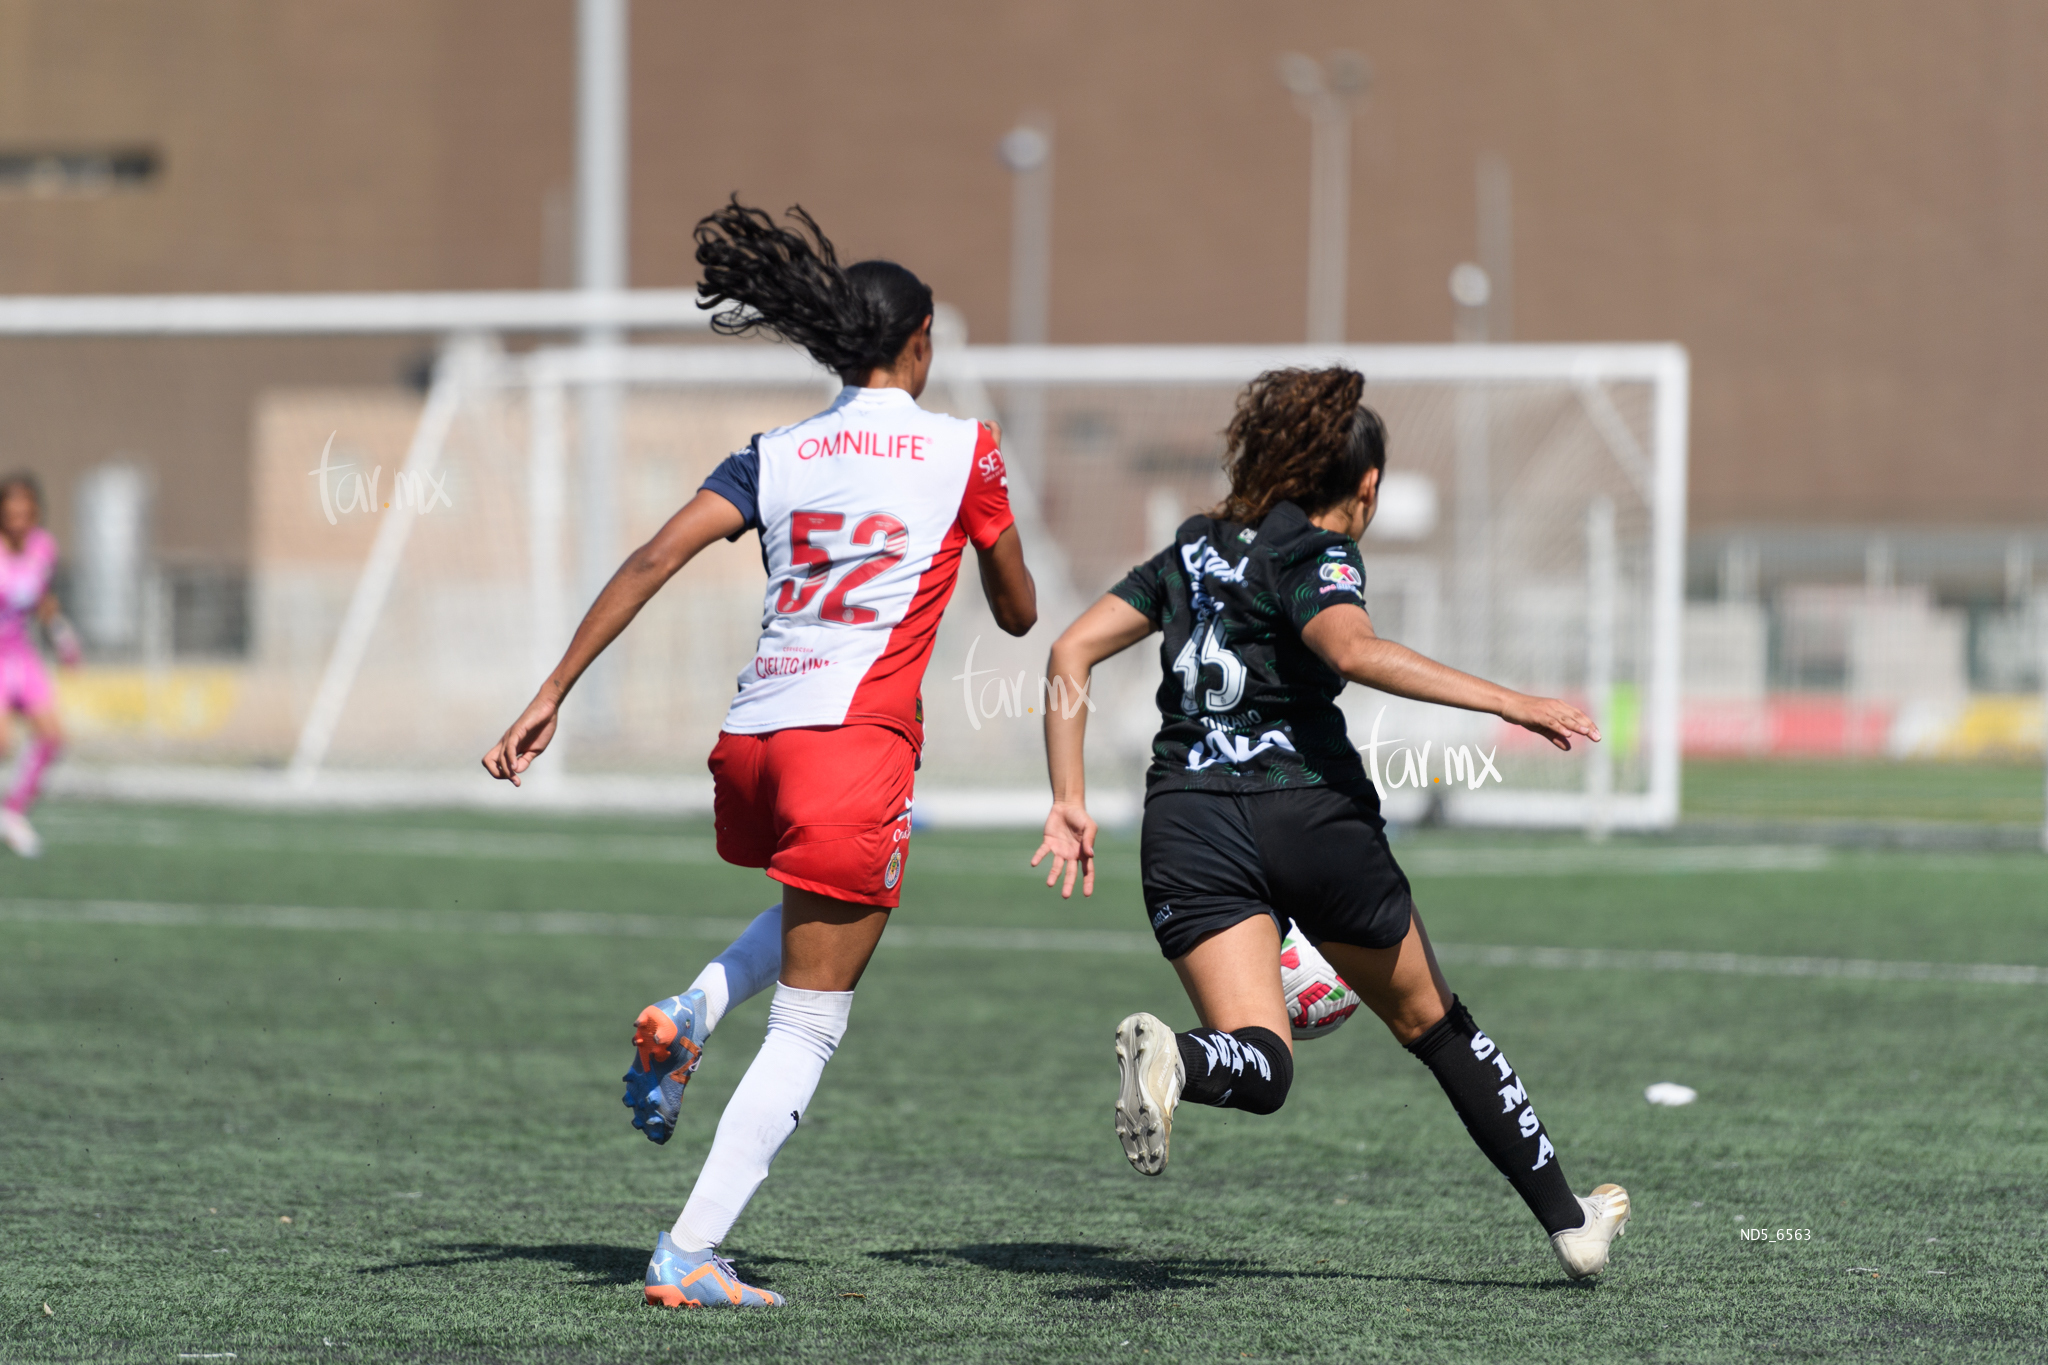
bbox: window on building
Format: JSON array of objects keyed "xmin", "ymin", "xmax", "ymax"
[{"xmin": 0, "ymin": 147, "xmax": 160, "ymax": 197}]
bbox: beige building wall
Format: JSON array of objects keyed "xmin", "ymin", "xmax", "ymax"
[{"xmin": 0, "ymin": 0, "xmax": 2044, "ymax": 568}]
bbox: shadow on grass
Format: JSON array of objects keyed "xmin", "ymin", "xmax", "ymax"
[
  {"xmin": 358, "ymin": 1242, "xmax": 814, "ymax": 1290},
  {"xmin": 869, "ymin": 1242, "xmax": 1570, "ymax": 1299},
  {"xmin": 359, "ymin": 1242, "xmax": 647, "ymax": 1284}
]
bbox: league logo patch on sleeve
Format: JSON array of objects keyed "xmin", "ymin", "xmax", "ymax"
[{"xmin": 1318, "ymin": 561, "xmax": 1363, "ymax": 595}]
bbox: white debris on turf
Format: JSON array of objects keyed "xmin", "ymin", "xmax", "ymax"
[{"xmin": 1645, "ymin": 1082, "xmax": 1698, "ymax": 1106}]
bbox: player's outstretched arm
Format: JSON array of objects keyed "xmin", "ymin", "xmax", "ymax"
[
  {"xmin": 36, "ymin": 593, "xmax": 80, "ymax": 667},
  {"xmin": 974, "ymin": 524, "xmax": 1038, "ymax": 637},
  {"xmin": 483, "ymin": 490, "xmax": 747, "ymax": 785},
  {"xmin": 1301, "ymin": 602, "xmax": 1600, "ymax": 752},
  {"xmin": 1034, "ymin": 594, "xmax": 1155, "ymax": 897}
]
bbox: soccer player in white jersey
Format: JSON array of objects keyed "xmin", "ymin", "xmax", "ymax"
[
  {"xmin": 483, "ymin": 200, "xmax": 1037, "ymax": 1307},
  {"xmin": 1032, "ymin": 367, "xmax": 1631, "ymax": 1280}
]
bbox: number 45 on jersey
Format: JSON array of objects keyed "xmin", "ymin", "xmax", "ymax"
[{"xmin": 1175, "ymin": 619, "xmax": 1247, "ymax": 713}]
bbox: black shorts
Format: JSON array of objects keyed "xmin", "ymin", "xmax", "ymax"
[{"xmin": 1140, "ymin": 784, "xmax": 1415, "ymax": 961}]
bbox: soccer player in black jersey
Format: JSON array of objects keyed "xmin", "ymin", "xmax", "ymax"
[{"xmin": 1032, "ymin": 366, "xmax": 1631, "ymax": 1280}]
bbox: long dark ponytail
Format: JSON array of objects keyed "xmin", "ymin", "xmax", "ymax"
[{"xmin": 694, "ymin": 198, "xmax": 933, "ymax": 381}]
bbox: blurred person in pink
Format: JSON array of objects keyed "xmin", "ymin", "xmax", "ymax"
[{"xmin": 0, "ymin": 473, "xmax": 80, "ymax": 857}]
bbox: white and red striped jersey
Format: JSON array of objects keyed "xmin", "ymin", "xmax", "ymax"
[{"xmin": 701, "ymin": 386, "xmax": 1013, "ymax": 745}]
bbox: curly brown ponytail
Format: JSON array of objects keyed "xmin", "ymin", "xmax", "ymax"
[{"xmin": 1214, "ymin": 366, "xmax": 1386, "ymax": 524}]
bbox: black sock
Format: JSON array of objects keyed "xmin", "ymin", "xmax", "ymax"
[
  {"xmin": 1176, "ymin": 1026, "xmax": 1293, "ymax": 1115},
  {"xmin": 1405, "ymin": 997, "xmax": 1584, "ymax": 1235}
]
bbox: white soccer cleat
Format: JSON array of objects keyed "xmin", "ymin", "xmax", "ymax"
[
  {"xmin": 1114, "ymin": 1012, "xmax": 1183, "ymax": 1176},
  {"xmin": 1, "ymin": 809, "xmax": 41, "ymax": 859},
  {"xmin": 1550, "ymin": 1183, "xmax": 1631, "ymax": 1280}
]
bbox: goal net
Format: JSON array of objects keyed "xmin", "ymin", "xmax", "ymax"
[{"xmin": 243, "ymin": 335, "xmax": 1687, "ymax": 829}]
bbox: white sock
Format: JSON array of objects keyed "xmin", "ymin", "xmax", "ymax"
[
  {"xmin": 669, "ymin": 983, "xmax": 853, "ymax": 1249},
  {"xmin": 686, "ymin": 905, "xmax": 782, "ymax": 1034}
]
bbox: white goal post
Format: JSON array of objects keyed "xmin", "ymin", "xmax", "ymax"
[
  {"xmin": 0, "ymin": 290, "xmax": 1689, "ymax": 830},
  {"xmin": 298, "ymin": 333, "xmax": 1690, "ymax": 830}
]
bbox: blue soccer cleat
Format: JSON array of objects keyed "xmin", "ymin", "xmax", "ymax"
[
  {"xmin": 622, "ymin": 989, "xmax": 708, "ymax": 1145},
  {"xmin": 644, "ymin": 1231, "xmax": 783, "ymax": 1307}
]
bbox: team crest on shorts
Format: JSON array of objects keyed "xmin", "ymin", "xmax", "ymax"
[{"xmin": 884, "ymin": 848, "xmax": 903, "ymax": 890}]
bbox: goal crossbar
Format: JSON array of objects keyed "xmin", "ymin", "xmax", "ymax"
[
  {"xmin": 284, "ymin": 337, "xmax": 1687, "ymax": 829},
  {"xmin": 507, "ymin": 340, "xmax": 1685, "ymax": 388},
  {"xmin": 0, "ymin": 291, "xmax": 1689, "ymax": 830},
  {"xmin": 0, "ymin": 289, "xmax": 716, "ymax": 337},
  {"xmin": 489, "ymin": 341, "xmax": 1689, "ymax": 830}
]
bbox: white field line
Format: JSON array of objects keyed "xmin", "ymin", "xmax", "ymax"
[
  {"xmin": 1427, "ymin": 943, "xmax": 2048, "ymax": 986},
  {"xmin": 34, "ymin": 816, "xmax": 727, "ymax": 867},
  {"xmin": 0, "ymin": 899, "xmax": 751, "ymax": 941},
  {"xmin": 4, "ymin": 897, "xmax": 2044, "ymax": 986},
  {"xmin": 1396, "ymin": 845, "xmax": 1832, "ymax": 876},
  {"xmin": 31, "ymin": 814, "xmax": 1838, "ymax": 878}
]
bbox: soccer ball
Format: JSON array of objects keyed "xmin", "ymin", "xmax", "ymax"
[{"xmin": 1281, "ymin": 921, "xmax": 1360, "ymax": 1040}]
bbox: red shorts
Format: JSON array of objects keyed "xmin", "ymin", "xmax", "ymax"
[{"xmin": 708, "ymin": 725, "xmax": 916, "ymax": 909}]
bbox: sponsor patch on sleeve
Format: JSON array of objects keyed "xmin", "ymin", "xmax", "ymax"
[{"xmin": 1318, "ymin": 561, "xmax": 1363, "ymax": 595}]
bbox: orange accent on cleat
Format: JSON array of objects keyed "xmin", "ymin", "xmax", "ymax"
[
  {"xmin": 634, "ymin": 1005, "xmax": 679, "ymax": 1071},
  {"xmin": 644, "ymin": 1231, "xmax": 782, "ymax": 1307},
  {"xmin": 666, "ymin": 1035, "xmax": 703, "ymax": 1083},
  {"xmin": 677, "ymin": 1262, "xmax": 746, "ymax": 1306}
]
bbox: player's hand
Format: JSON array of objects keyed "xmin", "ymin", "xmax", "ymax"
[
  {"xmin": 1499, "ymin": 693, "xmax": 1601, "ymax": 751},
  {"xmin": 1031, "ymin": 800, "xmax": 1097, "ymax": 899},
  {"xmin": 482, "ymin": 693, "xmax": 559, "ymax": 786},
  {"xmin": 49, "ymin": 617, "xmax": 82, "ymax": 668}
]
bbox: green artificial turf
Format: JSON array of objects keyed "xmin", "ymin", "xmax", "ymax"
[
  {"xmin": 1682, "ymin": 758, "xmax": 2045, "ymax": 827},
  {"xmin": 3, "ymin": 803, "xmax": 2046, "ymax": 1363}
]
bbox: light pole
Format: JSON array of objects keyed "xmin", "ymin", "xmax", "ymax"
[
  {"xmin": 1449, "ymin": 262, "xmax": 1491, "ymax": 343},
  {"xmin": 998, "ymin": 121, "xmax": 1053, "ymax": 346},
  {"xmin": 576, "ymin": 0, "xmax": 628, "ymax": 733},
  {"xmin": 1449, "ymin": 155, "xmax": 1512, "ymax": 678},
  {"xmin": 997, "ymin": 120, "xmax": 1053, "ymax": 506},
  {"xmin": 1476, "ymin": 152, "xmax": 1512, "ymax": 342},
  {"xmin": 1449, "ymin": 261, "xmax": 1493, "ymax": 674},
  {"xmin": 1278, "ymin": 51, "xmax": 1368, "ymax": 344}
]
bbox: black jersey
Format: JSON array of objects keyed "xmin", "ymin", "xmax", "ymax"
[{"xmin": 1109, "ymin": 500, "xmax": 1370, "ymax": 798}]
